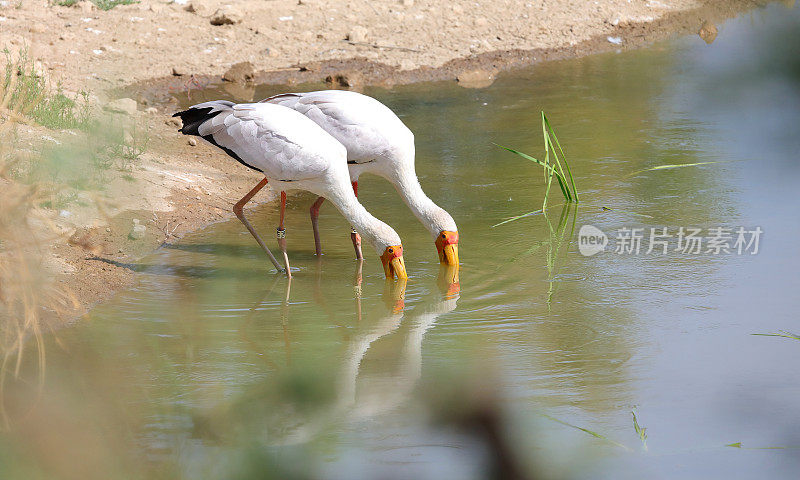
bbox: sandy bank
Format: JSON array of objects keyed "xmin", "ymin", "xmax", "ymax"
[{"xmin": 2, "ymin": 0, "xmax": 753, "ymax": 95}]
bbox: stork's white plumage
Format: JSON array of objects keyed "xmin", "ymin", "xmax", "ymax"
[
  {"xmin": 263, "ymin": 90, "xmax": 459, "ymax": 266},
  {"xmin": 173, "ymin": 100, "xmax": 408, "ymax": 279}
]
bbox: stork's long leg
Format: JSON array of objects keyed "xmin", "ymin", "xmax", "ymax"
[
  {"xmin": 311, "ymin": 182, "xmax": 363, "ymax": 260},
  {"xmin": 350, "ymin": 181, "xmax": 364, "ymax": 260},
  {"xmin": 233, "ymin": 178, "xmax": 283, "ymax": 272},
  {"xmin": 277, "ymin": 191, "xmax": 292, "ymax": 278},
  {"xmin": 354, "ymin": 259, "xmax": 363, "ymax": 324},
  {"xmin": 309, "ymin": 196, "xmax": 325, "ymax": 256},
  {"xmin": 281, "ymin": 277, "xmax": 292, "ymax": 364}
]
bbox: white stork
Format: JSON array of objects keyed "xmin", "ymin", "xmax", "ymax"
[
  {"xmin": 172, "ymin": 101, "xmax": 408, "ymax": 280},
  {"xmin": 262, "ymin": 90, "xmax": 459, "ymax": 266}
]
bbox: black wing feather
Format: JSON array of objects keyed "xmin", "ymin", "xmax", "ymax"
[{"xmin": 172, "ymin": 102, "xmax": 263, "ymax": 173}]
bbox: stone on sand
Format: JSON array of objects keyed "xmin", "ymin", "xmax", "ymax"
[
  {"xmin": 456, "ymin": 69, "xmax": 496, "ymax": 89},
  {"xmin": 222, "ymin": 61, "xmax": 255, "ymax": 83},
  {"xmin": 325, "ymin": 72, "xmax": 361, "ymax": 88},
  {"xmin": 346, "ymin": 26, "xmax": 369, "ymax": 43},
  {"xmin": 210, "ymin": 6, "xmax": 243, "ymax": 26}
]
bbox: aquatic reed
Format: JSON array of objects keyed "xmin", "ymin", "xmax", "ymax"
[{"xmin": 496, "ymin": 111, "xmax": 579, "ymax": 211}]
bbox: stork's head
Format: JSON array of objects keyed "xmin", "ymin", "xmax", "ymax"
[
  {"xmin": 421, "ymin": 206, "xmax": 459, "ymax": 266},
  {"xmin": 380, "ymin": 245, "xmax": 407, "ymax": 280},
  {"xmin": 435, "ymin": 230, "xmax": 459, "ymax": 266},
  {"xmin": 363, "ymin": 221, "xmax": 408, "ymax": 280}
]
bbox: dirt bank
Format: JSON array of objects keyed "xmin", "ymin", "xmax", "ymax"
[
  {"xmin": 129, "ymin": 0, "xmax": 759, "ymax": 100},
  {"xmin": 0, "ymin": 0, "xmax": 760, "ymax": 323},
  {"xmin": 3, "ymin": 0, "xmax": 757, "ymax": 96}
]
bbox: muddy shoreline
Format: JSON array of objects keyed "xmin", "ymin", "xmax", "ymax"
[{"xmin": 127, "ymin": 0, "xmax": 754, "ymax": 102}]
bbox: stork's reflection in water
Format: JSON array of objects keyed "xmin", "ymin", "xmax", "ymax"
[{"xmin": 195, "ymin": 263, "xmax": 460, "ymax": 446}]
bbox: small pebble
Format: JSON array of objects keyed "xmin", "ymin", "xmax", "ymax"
[
  {"xmin": 346, "ymin": 26, "xmax": 369, "ymax": 43},
  {"xmin": 188, "ymin": 138, "xmax": 197, "ymax": 146}
]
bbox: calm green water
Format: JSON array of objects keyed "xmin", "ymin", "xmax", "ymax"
[{"xmin": 6, "ymin": 4, "xmax": 800, "ymax": 479}]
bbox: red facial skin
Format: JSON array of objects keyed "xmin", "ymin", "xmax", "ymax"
[
  {"xmin": 380, "ymin": 245, "xmax": 406, "ymax": 279},
  {"xmin": 435, "ymin": 231, "xmax": 459, "ymax": 263},
  {"xmin": 380, "ymin": 245, "xmax": 403, "ymax": 266}
]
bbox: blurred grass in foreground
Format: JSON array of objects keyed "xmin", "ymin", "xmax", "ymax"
[
  {"xmin": 0, "ymin": 47, "xmax": 150, "ymax": 422},
  {"xmin": 0, "ymin": 64, "xmax": 81, "ymax": 429}
]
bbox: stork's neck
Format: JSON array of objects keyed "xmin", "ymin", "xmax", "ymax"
[
  {"xmin": 392, "ymin": 164, "xmax": 453, "ymax": 237},
  {"xmin": 324, "ymin": 178, "xmax": 397, "ymax": 254}
]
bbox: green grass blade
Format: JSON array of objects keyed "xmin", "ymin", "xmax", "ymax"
[
  {"xmin": 491, "ymin": 209, "xmax": 543, "ymax": 228},
  {"xmin": 491, "ymin": 202, "xmax": 571, "ymax": 228},
  {"xmin": 544, "ymin": 144, "xmax": 571, "ymax": 203},
  {"xmin": 543, "ymin": 112, "xmax": 578, "ymax": 202},
  {"xmin": 494, "ymin": 144, "xmax": 559, "ymax": 177},
  {"xmin": 541, "ymin": 113, "xmax": 574, "ymax": 206},
  {"xmin": 541, "ymin": 112, "xmax": 550, "ymax": 183},
  {"xmin": 725, "ymin": 442, "xmax": 800, "ymax": 450},
  {"xmin": 541, "ymin": 118, "xmax": 556, "ymax": 209},
  {"xmin": 542, "ymin": 147, "xmax": 553, "ymax": 210},
  {"xmin": 624, "ymin": 161, "xmax": 733, "ymax": 178},
  {"xmin": 550, "ymin": 149, "xmax": 572, "ymax": 202},
  {"xmin": 494, "ymin": 143, "xmax": 571, "ymax": 202},
  {"xmin": 541, "ymin": 113, "xmax": 566, "ymax": 204},
  {"xmin": 751, "ymin": 330, "xmax": 800, "ymax": 341},
  {"xmin": 540, "ymin": 413, "xmax": 631, "ymax": 451}
]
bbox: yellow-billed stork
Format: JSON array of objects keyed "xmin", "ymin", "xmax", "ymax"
[
  {"xmin": 173, "ymin": 100, "xmax": 408, "ymax": 280},
  {"xmin": 262, "ymin": 90, "xmax": 459, "ymax": 266}
]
